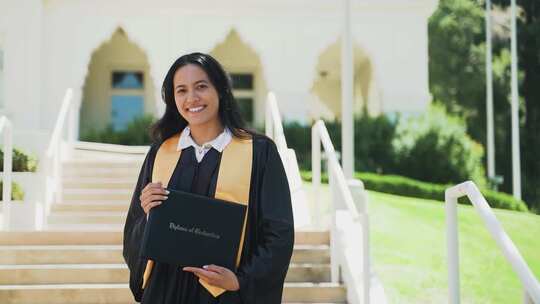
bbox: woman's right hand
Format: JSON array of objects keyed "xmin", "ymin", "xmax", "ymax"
[{"xmin": 139, "ymin": 182, "xmax": 169, "ymax": 216}]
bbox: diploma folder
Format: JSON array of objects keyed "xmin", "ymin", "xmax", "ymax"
[{"xmin": 140, "ymin": 189, "xmax": 247, "ymax": 271}]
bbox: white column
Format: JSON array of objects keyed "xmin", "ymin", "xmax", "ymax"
[
  {"xmin": 341, "ymin": 0, "xmax": 354, "ymax": 179},
  {"xmin": 510, "ymin": 0, "xmax": 521, "ymax": 200},
  {"xmin": 485, "ymin": 0, "xmax": 495, "ymax": 181}
]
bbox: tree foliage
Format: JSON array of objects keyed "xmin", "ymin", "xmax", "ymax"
[{"xmin": 429, "ymin": 0, "xmax": 540, "ymax": 211}]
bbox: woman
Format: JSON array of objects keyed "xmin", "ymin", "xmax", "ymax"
[{"xmin": 123, "ymin": 52, "xmax": 295, "ymax": 304}]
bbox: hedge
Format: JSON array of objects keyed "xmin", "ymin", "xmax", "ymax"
[
  {"xmin": 300, "ymin": 171, "xmax": 528, "ymax": 212},
  {"xmin": 0, "ymin": 181, "xmax": 24, "ymax": 201},
  {"xmin": 80, "ymin": 115, "xmax": 155, "ymax": 146},
  {"xmin": 0, "ymin": 148, "xmax": 38, "ymax": 172},
  {"xmin": 283, "ymin": 114, "xmax": 396, "ymax": 173}
]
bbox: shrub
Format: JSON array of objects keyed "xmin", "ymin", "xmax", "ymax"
[
  {"xmin": 81, "ymin": 115, "xmax": 156, "ymax": 146},
  {"xmin": 0, "ymin": 181, "xmax": 24, "ymax": 200},
  {"xmin": 283, "ymin": 113, "xmax": 397, "ymax": 172},
  {"xmin": 0, "ymin": 148, "xmax": 38, "ymax": 172},
  {"xmin": 392, "ymin": 105, "xmax": 487, "ymax": 187},
  {"xmin": 300, "ymin": 170, "xmax": 528, "ymax": 212},
  {"xmin": 289, "ymin": 107, "xmax": 486, "ymax": 187},
  {"xmin": 282, "ymin": 122, "xmax": 312, "ymax": 169}
]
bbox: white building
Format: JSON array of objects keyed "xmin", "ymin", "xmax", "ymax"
[
  {"xmin": 0, "ymin": 0, "xmax": 437, "ymax": 145},
  {"xmin": 0, "ymin": 3, "xmax": 438, "ymax": 300}
]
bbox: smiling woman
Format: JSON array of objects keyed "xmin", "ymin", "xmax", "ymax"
[{"xmin": 123, "ymin": 53, "xmax": 295, "ymax": 304}]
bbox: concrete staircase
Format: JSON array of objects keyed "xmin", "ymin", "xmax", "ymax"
[
  {"xmin": 46, "ymin": 148, "xmax": 142, "ymax": 231},
  {"xmin": 0, "ymin": 146, "xmax": 347, "ymax": 303}
]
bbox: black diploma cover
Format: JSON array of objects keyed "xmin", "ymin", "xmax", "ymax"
[{"xmin": 141, "ymin": 189, "xmax": 247, "ymax": 271}]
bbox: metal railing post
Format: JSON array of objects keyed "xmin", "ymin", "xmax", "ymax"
[
  {"xmin": 310, "ymin": 120, "xmax": 375, "ymax": 303},
  {"xmin": 445, "ymin": 189, "xmax": 461, "ymax": 304},
  {"xmin": 1, "ymin": 117, "xmax": 12, "ymax": 230},
  {"xmin": 348, "ymin": 178, "xmax": 370, "ymax": 304},
  {"xmin": 265, "ymin": 93, "xmax": 273, "ymax": 139},
  {"xmin": 44, "ymin": 88, "xmax": 73, "ymax": 223},
  {"xmin": 329, "ymin": 164, "xmax": 340, "ymax": 283},
  {"xmin": 361, "ymin": 212, "xmax": 370, "ymax": 304},
  {"xmin": 56, "ymin": 138, "xmax": 63, "ymax": 205},
  {"xmin": 312, "ymin": 124, "xmax": 321, "ymax": 225},
  {"xmin": 524, "ymin": 290, "xmax": 534, "ymax": 304},
  {"xmin": 446, "ymin": 181, "xmax": 540, "ymax": 303}
]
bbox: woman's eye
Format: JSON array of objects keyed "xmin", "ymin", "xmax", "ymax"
[
  {"xmin": 176, "ymin": 89, "xmax": 186, "ymax": 94},
  {"xmin": 197, "ymin": 84, "xmax": 207, "ymax": 90}
]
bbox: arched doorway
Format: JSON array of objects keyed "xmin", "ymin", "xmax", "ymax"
[
  {"xmin": 209, "ymin": 29, "xmax": 267, "ymax": 127},
  {"xmin": 80, "ymin": 28, "xmax": 156, "ymax": 136},
  {"xmin": 311, "ymin": 39, "xmax": 381, "ymax": 119}
]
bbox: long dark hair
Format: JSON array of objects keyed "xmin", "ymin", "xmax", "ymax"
[{"xmin": 150, "ymin": 52, "xmax": 249, "ymax": 143}]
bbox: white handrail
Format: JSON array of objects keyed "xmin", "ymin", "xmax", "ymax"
[
  {"xmin": 265, "ymin": 92, "xmax": 311, "ymax": 228},
  {"xmin": 0, "ymin": 116, "xmax": 12, "ymax": 230},
  {"xmin": 43, "ymin": 88, "xmax": 74, "ymax": 221},
  {"xmin": 265, "ymin": 92, "xmax": 287, "ymax": 150},
  {"xmin": 312, "ymin": 119, "xmax": 370, "ymax": 304},
  {"xmin": 312, "ymin": 120, "xmax": 360, "ymax": 219},
  {"xmin": 46, "ymin": 88, "xmax": 73, "ymax": 157},
  {"xmin": 446, "ymin": 181, "xmax": 540, "ymax": 304}
]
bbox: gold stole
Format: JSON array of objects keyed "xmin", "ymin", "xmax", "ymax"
[{"xmin": 142, "ymin": 132, "xmax": 253, "ymax": 297}]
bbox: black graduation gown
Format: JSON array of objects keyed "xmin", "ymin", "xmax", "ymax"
[{"xmin": 123, "ymin": 135, "xmax": 295, "ymax": 304}]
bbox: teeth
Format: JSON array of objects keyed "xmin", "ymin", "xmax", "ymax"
[{"xmin": 188, "ymin": 106, "xmax": 204, "ymax": 113}]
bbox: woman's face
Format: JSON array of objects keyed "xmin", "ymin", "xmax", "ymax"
[{"xmin": 173, "ymin": 64, "xmax": 221, "ymax": 129}]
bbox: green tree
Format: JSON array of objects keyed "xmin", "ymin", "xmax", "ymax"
[
  {"xmin": 429, "ymin": 0, "xmax": 486, "ymax": 118},
  {"xmin": 491, "ymin": 0, "xmax": 540, "ymax": 210},
  {"xmin": 428, "ymin": 0, "xmax": 540, "ymax": 210}
]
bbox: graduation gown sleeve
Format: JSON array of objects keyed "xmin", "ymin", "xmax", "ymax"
[
  {"xmin": 123, "ymin": 145, "xmax": 155, "ymax": 302},
  {"xmin": 236, "ymin": 139, "xmax": 295, "ymax": 303}
]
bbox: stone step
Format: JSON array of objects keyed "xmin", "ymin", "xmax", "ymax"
[
  {"xmin": 284, "ymin": 283, "xmax": 347, "ymax": 303},
  {"xmin": 63, "ymin": 161, "xmax": 143, "ymax": 170},
  {"xmin": 62, "ymin": 167, "xmax": 140, "ymax": 178},
  {"xmin": 62, "ymin": 189, "xmax": 132, "ymax": 202},
  {"xmin": 0, "ymin": 263, "xmax": 330, "ymax": 285},
  {"xmin": 47, "ymin": 212, "xmax": 127, "ymax": 225},
  {"xmin": 0, "ymin": 244, "xmax": 329, "ymax": 265},
  {"xmin": 0, "ymin": 230, "xmax": 329, "ymax": 246},
  {"xmin": 293, "ymin": 245, "xmax": 330, "ymax": 264},
  {"xmin": 0, "ymin": 282, "xmax": 346, "ymax": 303},
  {"xmin": 51, "ymin": 201, "xmax": 130, "ymax": 213},
  {"xmin": 0, "ymin": 245, "xmax": 123, "ymax": 265},
  {"xmin": 63, "ymin": 163, "xmax": 141, "ymax": 171},
  {"xmin": 0, "ymin": 231, "xmax": 123, "ymax": 246},
  {"xmin": 73, "ymin": 141, "xmax": 149, "ymax": 156},
  {"xmin": 44, "ymin": 224, "xmax": 126, "ymax": 231},
  {"xmin": 62, "ymin": 178, "xmax": 135, "ymax": 190}
]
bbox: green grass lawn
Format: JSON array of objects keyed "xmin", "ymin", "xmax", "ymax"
[{"xmin": 368, "ymin": 190, "xmax": 540, "ymax": 304}]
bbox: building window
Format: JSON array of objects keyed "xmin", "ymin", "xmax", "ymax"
[
  {"xmin": 112, "ymin": 71, "xmax": 144, "ymax": 89},
  {"xmin": 110, "ymin": 70, "xmax": 144, "ymax": 131},
  {"xmin": 231, "ymin": 73, "xmax": 254, "ymax": 125}
]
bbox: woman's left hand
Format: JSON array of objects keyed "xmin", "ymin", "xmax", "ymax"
[{"xmin": 183, "ymin": 265, "xmax": 240, "ymax": 291}]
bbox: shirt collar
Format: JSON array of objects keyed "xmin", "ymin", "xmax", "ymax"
[{"xmin": 177, "ymin": 126, "xmax": 232, "ymax": 153}]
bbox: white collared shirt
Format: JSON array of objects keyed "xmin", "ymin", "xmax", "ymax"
[{"xmin": 177, "ymin": 126, "xmax": 232, "ymax": 163}]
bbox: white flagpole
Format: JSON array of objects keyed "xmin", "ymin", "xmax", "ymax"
[
  {"xmin": 485, "ymin": 0, "xmax": 495, "ymax": 182},
  {"xmin": 510, "ymin": 0, "xmax": 522, "ymax": 200},
  {"xmin": 341, "ymin": 0, "xmax": 354, "ymax": 179}
]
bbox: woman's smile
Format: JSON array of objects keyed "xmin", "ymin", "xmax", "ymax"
[{"xmin": 187, "ymin": 105, "xmax": 207, "ymax": 113}]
